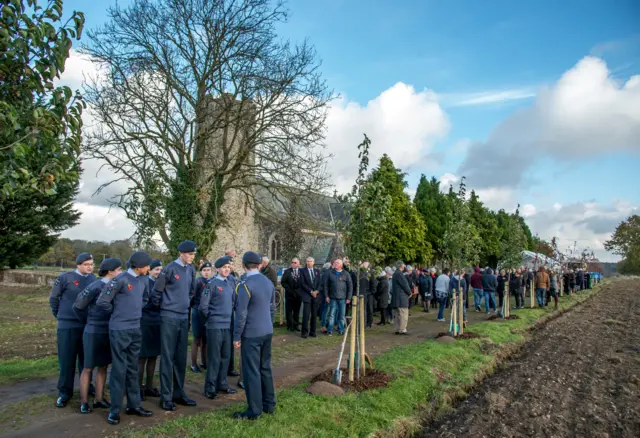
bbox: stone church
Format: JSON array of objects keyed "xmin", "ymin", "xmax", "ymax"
[{"xmin": 201, "ymin": 94, "xmax": 345, "ymax": 266}]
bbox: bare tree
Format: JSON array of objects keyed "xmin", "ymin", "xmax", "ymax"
[{"xmin": 81, "ymin": 0, "xmax": 332, "ymax": 253}]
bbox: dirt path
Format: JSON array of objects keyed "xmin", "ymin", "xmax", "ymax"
[
  {"xmin": 421, "ymin": 279, "xmax": 640, "ymax": 438},
  {"xmin": 1, "ymin": 305, "xmax": 493, "ymax": 438}
]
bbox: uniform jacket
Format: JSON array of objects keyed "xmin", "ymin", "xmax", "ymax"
[
  {"xmin": 73, "ymin": 278, "xmax": 111, "ymax": 334},
  {"xmin": 233, "ymin": 271, "xmax": 276, "ymax": 341},
  {"xmin": 192, "ymin": 276, "xmax": 210, "ymax": 308},
  {"xmin": 151, "ymin": 260, "xmax": 196, "ymax": 320},
  {"xmin": 97, "ymin": 269, "xmax": 150, "ymax": 331},
  {"xmin": 141, "ymin": 276, "xmax": 161, "ymax": 326},
  {"xmin": 49, "ymin": 270, "xmax": 97, "ymax": 329},
  {"xmin": 199, "ymin": 275, "xmax": 235, "ymax": 329}
]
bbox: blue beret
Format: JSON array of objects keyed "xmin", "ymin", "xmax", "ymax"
[
  {"xmin": 75, "ymin": 253, "xmax": 93, "ymax": 265},
  {"xmin": 100, "ymin": 258, "xmax": 122, "ymax": 272},
  {"xmin": 242, "ymin": 251, "xmax": 262, "ymax": 265},
  {"xmin": 129, "ymin": 251, "xmax": 153, "ymax": 269},
  {"xmin": 214, "ymin": 256, "xmax": 233, "ymax": 269},
  {"xmin": 200, "ymin": 261, "xmax": 213, "ymax": 271},
  {"xmin": 177, "ymin": 240, "xmax": 197, "ymax": 253},
  {"xmin": 150, "ymin": 259, "xmax": 162, "ymax": 270}
]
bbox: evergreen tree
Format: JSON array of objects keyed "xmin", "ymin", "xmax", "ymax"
[
  {"xmin": 414, "ymin": 175, "xmax": 449, "ymax": 261},
  {"xmin": 368, "ymin": 155, "xmax": 431, "ymax": 264},
  {"xmin": 499, "ymin": 214, "xmax": 528, "ymax": 269},
  {"xmin": 442, "ymin": 177, "xmax": 481, "ymax": 269},
  {"xmin": 468, "ymin": 190, "xmax": 501, "ymax": 265}
]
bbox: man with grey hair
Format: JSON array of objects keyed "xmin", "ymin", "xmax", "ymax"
[
  {"xmin": 391, "ymin": 261, "xmax": 411, "ymax": 334},
  {"xmin": 259, "ymin": 257, "xmax": 278, "ymax": 289},
  {"xmin": 281, "ymin": 258, "xmax": 302, "ymax": 332},
  {"xmin": 300, "ymin": 257, "xmax": 320, "ymax": 338}
]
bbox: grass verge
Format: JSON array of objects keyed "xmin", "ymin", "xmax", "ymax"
[
  {"xmin": 120, "ymin": 285, "xmax": 603, "ymax": 438},
  {"xmin": 0, "ymin": 356, "xmax": 59, "ymax": 385}
]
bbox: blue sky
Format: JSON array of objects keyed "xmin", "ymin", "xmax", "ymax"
[{"xmin": 61, "ymin": 0, "xmax": 640, "ymax": 261}]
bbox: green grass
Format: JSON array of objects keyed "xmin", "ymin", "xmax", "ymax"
[
  {"xmin": 120, "ymin": 284, "xmax": 603, "ymax": 438},
  {"xmin": 0, "ymin": 356, "xmax": 59, "ymax": 385}
]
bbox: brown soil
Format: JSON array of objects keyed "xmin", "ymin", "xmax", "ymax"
[
  {"xmin": 436, "ymin": 332, "xmax": 484, "ymax": 339},
  {"xmin": 421, "ymin": 279, "xmax": 640, "ymax": 438},
  {"xmin": 487, "ymin": 314, "xmax": 520, "ymax": 321},
  {"xmin": 311, "ymin": 368, "xmax": 392, "ymax": 392}
]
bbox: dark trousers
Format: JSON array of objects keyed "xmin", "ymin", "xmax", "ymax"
[
  {"xmin": 285, "ymin": 292, "xmax": 300, "ymax": 330},
  {"xmin": 241, "ymin": 334, "xmax": 276, "ymax": 417},
  {"xmin": 56, "ymin": 327, "xmax": 85, "ymax": 399},
  {"xmin": 365, "ymin": 294, "xmax": 374, "ymax": 326},
  {"xmin": 497, "ymin": 290, "xmax": 504, "ymax": 308},
  {"xmin": 160, "ymin": 317, "xmax": 188, "ymax": 403},
  {"xmin": 301, "ymin": 299, "xmax": 319, "ymax": 336},
  {"xmin": 379, "ymin": 306, "xmax": 388, "ymax": 324},
  {"xmin": 205, "ymin": 328, "xmax": 231, "ymax": 394},
  {"xmin": 109, "ymin": 328, "xmax": 142, "ymax": 414},
  {"xmin": 515, "ymin": 292, "xmax": 523, "ymax": 308},
  {"xmin": 228, "ymin": 312, "xmax": 236, "ymax": 373}
]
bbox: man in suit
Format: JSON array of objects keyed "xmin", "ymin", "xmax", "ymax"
[
  {"xmin": 281, "ymin": 258, "xmax": 302, "ymax": 332},
  {"xmin": 300, "ymin": 257, "xmax": 321, "ymax": 338}
]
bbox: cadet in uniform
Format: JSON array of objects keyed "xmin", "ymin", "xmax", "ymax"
[
  {"xmin": 191, "ymin": 261, "xmax": 212, "ymax": 373},
  {"xmin": 225, "ymin": 249, "xmax": 241, "ymax": 378},
  {"xmin": 199, "ymin": 256, "xmax": 238, "ymax": 399},
  {"xmin": 73, "ymin": 258, "xmax": 122, "ymax": 413},
  {"xmin": 97, "ymin": 251, "xmax": 154, "ymax": 425},
  {"xmin": 233, "ymin": 251, "xmax": 277, "ymax": 420},
  {"xmin": 152, "ymin": 240, "xmax": 198, "ymax": 411},
  {"xmin": 139, "ymin": 259, "xmax": 163, "ymax": 399},
  {"xmin": 49, "ymin": 253, "xmax": 97, "ymax": 408}
]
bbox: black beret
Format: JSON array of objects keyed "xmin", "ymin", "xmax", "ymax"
[
  {"xmin": 214, "ymin": 256, "xmax": 233, "ymax": 269},
  {"xmin": 242, "ymin": 251, "xmax": 262, "ymax": 265},
  {"xmin": 177, "ymin": 240, "xmax": 197, "ymax": 253},
  {"xmin": 150, "ymin": 259, "xmax": 162, "ymax": 270},
  {"xmin": 75, "ymin": 253, "xmax": 93, "ymax": 265},
  {"xmin": 129, "ymin": 251, "xmax": 153, "ymax": 269},
  {"xmin": 100, "ymin": 258, "xmax": 122, "ymax": 272},
  {"xmin": 200, "ymin": 261, "xmax": 213, "ymax": 271}
]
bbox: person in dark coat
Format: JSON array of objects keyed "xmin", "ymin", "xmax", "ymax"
[
  {"xmin": 232, "ymin": 251, "xmax": 277, "ymax": 420},
  {"xmin": 191, "ymin": 262, "xmax": 213, "ymax": 373},
  {"xmin": 318, "ymin": 262, "xmax": 332, "ymax": 332},
  {"xmin": 49, "ymin": 252, "xmax": 97, "ymax": 408},
  {"xmin": 281, "ymin": 258, "xmax": 302, "ymax": 332},
  {"xmin": 391, "ymin": 261, "xmax": 412, "ymax": 335},
  {"xmin": 496, "ymin": 269, "xmax": 508, "ymax": 317},
  {"xmin": 139, "ymin": 259, "xmax": 162, "ymax": 400},
  {"xmin": 299, "ymin": 256, "xmax": 321, "ymax": 338},
  {"xmin": 152, "ymin": 240, "xmax": 198, "ymax": 411},
  {"xmin": 259, "ymin": 257, "xmax": 278, "ymax": 288},
  {"xmin": 323, "ymin": 258, "xmax": 353, "ymax": 336},
  {"xmin": 97, "ymin": 251, "xmax": 153, "ymax": 425},
  {"xmin": 481, "ymin": 268, "xmax": 498, "ymax": 314},
  {"xmin": 509, "ymin": 269, "xmax": 525, "ymax": 309},
  {"xmin": 448, "ymin": 271, "xmax": 467, "ymax": 323},
  {"xmin": 375, "ymin": 268, "xmax": 391, "ymax": 325},
  {"xmin": 73, "ymin": 258, "xmax": 121, "ymax": 413},
  {"xmin": 199, "ymin": 256, "xmax": 238, "ymax": 399},
  {"xmin": 358, "ymin": 262, "xmax": 377, "ymax": 328},
  {"xmin": 419, "ymin": 268, "xmax": 433, "ymax": 312}
]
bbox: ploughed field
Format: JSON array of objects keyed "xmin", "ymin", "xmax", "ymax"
[{"xmin": 421, "ymin": 278, "xmax": 640, "ymax": 438}]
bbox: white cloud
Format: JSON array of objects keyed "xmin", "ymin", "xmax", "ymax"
[
  {"xmin": 438, "ymin": 172, "xmax": 458, "ymax": 189},
  {"xmin": 441, "ymin": 87, "xmax": 536, "ymax": 107},
  {"xmin": 61, "ymin": 203, "xmax": 136, "ymax": 242},
  {"xmin": 326, "ymin": 82, "xmax": 450, "ymax": 193},
  {"xmin": 520, "ymin": 203, "xmax": 537, "ymax": 217},
  {"xmin": 459, "ymin": 56, "xmax": 640, "ymax": 189}
]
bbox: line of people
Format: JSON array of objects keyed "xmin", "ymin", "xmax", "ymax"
[{"xmin": 49, "ymin": 242, "xmax": 278, "ymax": 425}]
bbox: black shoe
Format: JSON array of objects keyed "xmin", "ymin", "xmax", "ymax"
[
  {"xmin": 191, "ymin": 365, "xmax": 202, "ymax": 373},
  {"xmin": 93, "ymin": 399, "xmax": 111, "ymax": 409},
  {"xmin": 263, "ymin": 407, "xmax": 275, "ymax": 415},
  {"xmin": 228, "ymin": 370, "xmax": 241, "ymax": 377},
  {"xmin": 220, "ymin": 387, "xmax": 237, "ymax": 395},
  {"xmin": 295, "ymin": 327, "xmax": 301, "ymax": 332},
  {"xmin": 125, "ymin": 407, "xmax": 152, "ymax": 417},
  {"xmin": 204, "ymin": 391, "xmax": 218, "ymax": 400},
  {"xmin": 233, "ymin": 411, "xmax": 260, "ymax": 420},
  {"xmin": 107, "ymin": 413, "xmax": 120, "ymax": 425},
  {"xmin": 237, "ymin": 381, "xmax": 245, "ymax": 390},
  {"xmin": 80, "ymin": 403, "xmax": 92, "ymax": 414},
  {"xmin": 173, "ymin": 397, "xmax": 197, "ymax": 407},
  {"xmin": 200, "ymin": 363, "xmax": 207, "ymax": 370},
  {"xmin": 309, "ymin": 333, "xmax": 317, "ymax": 338},
  {"xmin": 55, "ymin": 397, "xmax": 69, "ymax": 408},
  {"xmin": 144, "ymin": 388, "xmax": 161, "ymax": 398},
  {"xmin": 301, "ymin": 333, "xmax": 308, "ymax": 339},
  {"xmin": 160, "ymin": 401, "xmax": 177, "ymax": 411},
  {"xmin": 376, "ymin": 322, "xmax": 385, "ymax": 326}
]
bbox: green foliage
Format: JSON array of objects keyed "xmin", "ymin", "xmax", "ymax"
[
  {"xmin": 0, "ymin": 0, "xmax": 85, "ymax": 199},
  {"xmin": 278, "ymin": 197, "xmax": 306, "ymax": 263},
  {"xmin": 442, "ymin": 177, "xmax": 481, "ymax": 268},
  {"xmin": 532, "ymin": 235, "xmax": 554, "ymax": 258},
  {"xmin": 498, "ymin": 213, "xmax": 528, "ymax": 269},
  {"xmin": 414, "ymin": 175, "xmax": 449, "ymax": 261},
  {"xmin": 468, "ymin": 190, "xmax": 501, "ymax": 265},
  {"xmin": 605, "ymin": 215, "xmax": 640, "ymax": 275},
  {"xmin": 341, "ymin": 135, "xmax": 391, "ymax": 267}
]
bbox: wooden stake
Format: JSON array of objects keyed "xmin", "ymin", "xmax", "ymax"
[
  {"xmin": 359, "ymin": 296, "xmax": 366, "ymax": 376},
  {"xmin": 504, "ymin": 282, "xmax": 509, "ymax": 318},
  {"xmin": 348, "ymin": 296, "xmax": 358, "ymax": 382},
  {"xmin": 452, "ymin": 295, "xmax": 458, "ymax": 336},
  {"xmin": 530, "ymin": 281, "xmax": 535, "ymax": 308},
  {"xmin": 458, "ymin": 285, "xmax": 464, "ymax": 334}
]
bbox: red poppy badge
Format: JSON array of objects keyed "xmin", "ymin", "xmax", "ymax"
[
  {"xmin": 218, "ymin": 286, "xmax": 223, "ymax": 292},
  {"xmin": 73, "ymin": 280, "xmax": 79, "ymax": 286},
  {"xmin": 127, "ymin": 284, "xmax": 133, "ymax": 291},
  {"xmin": 175, "ymin": 274, "xmax": 180, "ymax": 280}
]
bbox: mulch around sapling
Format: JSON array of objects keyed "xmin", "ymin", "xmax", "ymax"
[
  {"xmin": 487, "ymin": 315, "xmax": 521, "ymax": 321},
  {"xmin": 311, "ymin": 368, "xmax": 392, "ymax": 392},
  {"xmin": 436, "ymin": 331, "xmax": 485, "ymax": 340}
]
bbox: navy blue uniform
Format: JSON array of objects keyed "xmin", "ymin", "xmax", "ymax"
[
  {"xmin": 49, "ymin": 270, "xmax": 96, "ymax": 400},
  {"xmin": 234, "ymin": 271, "xmax": 277, "ymax": 417},
  {"xmin": 191, "ymin": 276, "xmax": 209, "ymax": 342},
  {"xmin": 140, "ymin": 276, "xmax": 161, "ymax": 358},
  {"xmin": 97, "ymin": 270, "xmax": 150, "ymax": 415},
  {"xmin": 74, "ymin": 278, "xmax": 112, "ymax": 368},
  {"xmin": 199, "ymin": 275, "xmax": 235, "ymax": 394},
  {"xmin": 151, "ymin": 259, "xmax": 196, "ymax": 404}
]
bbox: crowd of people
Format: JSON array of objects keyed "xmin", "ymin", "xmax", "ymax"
[
  {"xmin": 49, "ymin": 242, "xmax": 278, "ymax": 425},
  {"xmin": 49, "ymin": 245, "xmax": 598, "ymax": 425}
]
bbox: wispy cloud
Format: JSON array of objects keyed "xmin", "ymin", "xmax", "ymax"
[
  {"xmin": 440, "ymin": 87, "xmax": 536, "ymax": 107},
  {"xmin": 590, "ymin": 34, "xmax": 640, "ymax": 57}
]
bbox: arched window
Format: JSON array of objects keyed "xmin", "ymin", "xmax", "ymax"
[{"xmin": 268, "ymin": 233, "xmax": 281, "ymax": 261}]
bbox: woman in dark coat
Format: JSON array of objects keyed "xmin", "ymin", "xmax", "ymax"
[
  {"xmin": 496, "ymin": 269, "xmax": 508, "ymax": 315},
  {"xmin": 375, "ymin": 270, "xmax": 390, "ymax": 325}
]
